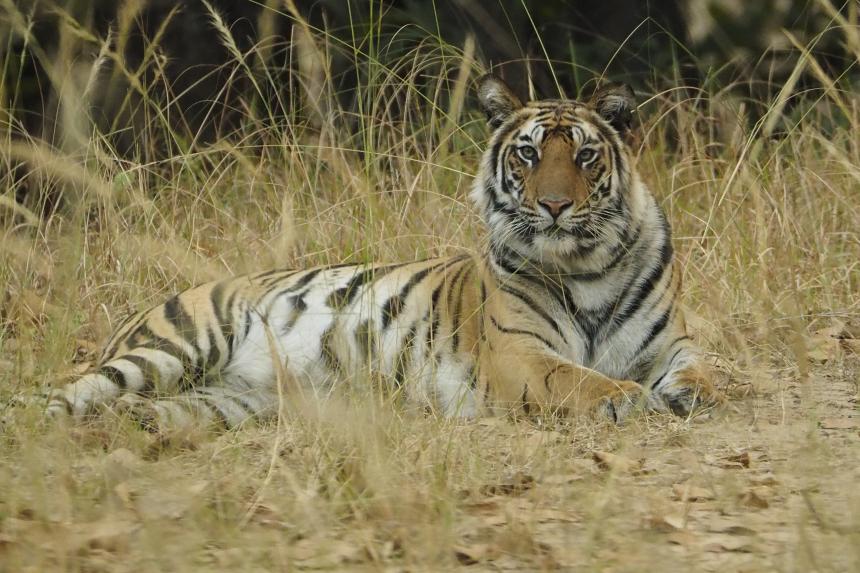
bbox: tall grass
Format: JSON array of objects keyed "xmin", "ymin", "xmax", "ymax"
[{"xmin": 0, "ymin": 2, "xmax": 858, "ymax": 571}]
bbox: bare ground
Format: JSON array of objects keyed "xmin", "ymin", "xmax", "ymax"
[{"xmin": 1, "ymin": 353, "xmax": 857, "ymax": 572}]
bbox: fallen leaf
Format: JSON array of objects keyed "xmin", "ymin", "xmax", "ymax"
[
  {"xmin": 702, "ymin": 534, "xmax": 755, "ymax": 553},
  {"xmin": 721, "ymin": 451, "xmax": 751, "ymax": 469},
  {"xmin": 807, "ymin": 335, "xmax": 842, "ymax": 363},
  {"xmin": 523, "ymin": 430, "xmax": 564, "ymax": 448},
  {"xmin": 592, "ymin": 451, "xmax": 644, "ymax": 474},
  {"xmin": 247, "ymin": 503, "xmax": 294, "ymax": 530},
  {"xmin": 672, "ymin": 483, "xmax": 715, "ymax": 502},
  {"xmin": 454, "ymin": 543, "xmax": 496, "ymax": 564},
  {"xmin": 706, "ymin": 516, "xmax": 757, "ymax": 536},
  {"xmin": 666, "ymin": 530, "xmax": 698, "ymax": 546},
  {"xmin": 738, "ymin": 489, "xmax": 769, "ymax": 509},
  {"xmin": 531, "ymin": 508, "xmax": 578, "ymax": 523},
  {"xmin": 814, "ymin": 319, "xmax": 850, "ymax": 340},
  {"xmin": 66, "ymin": 519, "xmax": 139, "ymax": 555},
  {"xmin": 293, "ymin": 537, "xmax": 364, "ymax": 567},
  {"xmin": 646, "ymin": 514, "xmax": 686, "ymax": 532},
  {"xmin": 479, "ymin": 472, "xmax": 534, "ymax": 496}
]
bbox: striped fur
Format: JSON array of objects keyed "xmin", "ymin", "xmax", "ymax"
[{"xmin": 43, "ymin": 76, "xmax": 721, "ymax": 429}]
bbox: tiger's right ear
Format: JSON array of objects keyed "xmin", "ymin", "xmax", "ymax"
[{"xmin": 477, "ymin": 74, "xmax": 523, "ymax": 129}]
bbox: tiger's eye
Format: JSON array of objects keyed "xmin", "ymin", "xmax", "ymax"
[
  {"xmin": 577, "ymin": 148, "xmax": 596, "ymax": 164},
  {"xmin": 517, "ymin": 146, "xmax": 538, "ymax": 162}
]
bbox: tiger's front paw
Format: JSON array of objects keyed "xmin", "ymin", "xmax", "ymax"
[
  {"xmin": 659, "ymin": 367, "xmax": 724, "ymax": 417},
  {"xmin": 594, "ymin": 380, "xmax": 647, "ymax": 424}
]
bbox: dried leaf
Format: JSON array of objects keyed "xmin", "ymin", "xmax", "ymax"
[
  {"xmin": 672, "ymin": 483, "xmax": 715, "ymax": 502},
  {"xmin": 479, "ymin": 472, "xmax": 534, "ymax": 496},
  {"xmin": 454, "ymin": 543, "xmax": 496, "ymax": 564},
  {"xmin": 592, "ymin": 451, "xmax": 644, "ymax": 474},
  {"xmin": 814, "ymin": 319, "xmax": 849, "ymax": 340},
  {"xmin": 67, "ymin": 519, "xmax": 139, "ymax": 555},
  {"xmin": 702, "ymin": 534, "xmax": 755, "ymax": 553},
  {"xmin": 722, "ymin": 451, "xmax": 751, "ymax": 469},
  {"xmin": 531, "ymin": 508, "xmax": 578, "ymax": 523},
  {"xmin": 666, "ymin": 530, "xmax": 698, "ymax": 546},
  {"xmin": 738, "ymin": 489, "xmax": 769, "ymax": 509},
  {"xmin": 646, "ymin": 514, "xmax": 685, "ymax": 532},
  {"xmin": 706, "ymin": 516, "xmax": 757, "ymax": 536},
  {"xmin": 807, "ymin": 335, "xmax": 843, "ymax": 363}
]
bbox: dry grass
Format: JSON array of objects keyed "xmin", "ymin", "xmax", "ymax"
[{"xmin": 1, "ymin": 4, "xmax": 859, "ymax": 571}]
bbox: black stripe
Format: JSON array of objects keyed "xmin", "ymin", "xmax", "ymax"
[
  {"xmin": 636, "ymin": 306, "xmax": 673, "ymax": 356},
  {"xmin": 381, "ymin": 263, "xmax": 441, "ymax": 328},
  {"xmin": 393, "ymin": 324, "xmax": 418, "ymax": 388},
  {"xmin": 281, "ymin": 294, "xmax": 307, "ymax": 334},
  {"xmin": 449, "ymin": 263, "xmax": 474, "ymax": 353},
  {"xmin": 129, "ymin": 323, "xmax": 190, "ymax": 363},
  {"xmin": 608, "ymin": 225, "xmax": 673, "ymax": 333},
  {"xmin": 521, "ymin": 385, "xmax": 531, "ymax": 415},
  {"xmin": 120, "ymin": 354, "xmax": 160, "ymax": 394},
  {"xmin": 163, "ymin": 296, "xmax": 198, "ymax": 346},
  {"xmin": 425, "ymin": 293, "xmax": 442, "ymax": 349},
  {"xmin": 204, "ymin": 327, "xmax": 221, "ymax": 371},
  {"xmin": 51, "ymin": 393, "xmax": 75, "ymax": 415},
  {"xmin": 195, "ymin": 395, "xmax": 231, "ymax": 429},
  {"xmin": 651, "ymin": 336, "xmax": 691, "ymax": 389},
  {"xmin": 355, "ymin": 319, "xmax": 376, "ymax": 363},
  {"xmin": 568, "ymin": 223, "xmax": 641, "ymax": 282},
  {"xmin": 261, "ymin": 267, "xmax": 323, "ymax": 300},
  {"xmin": 489, "ymin": 316, "xmax": 560, "ymax": 354},
  {"xmin": 327, "ymin": 264, "xmax": 401, "ymax": 309},
  {"xmin": 102, "ymin": 309, "xmax": 150, "ymax": 360},
  {"xmin": 320, "ymin": 326, "xmax": 341, "ymax": 374},
  {"xmin": 99, "ymin": 365, "xmax": 128, "ymax": 390},
  {"xmin": 499, "ymin": 284, "xmax": 566, "ymax": 343},
  {"xmin": 210, "ymin": 282, "xmax": 235, "ymax": 359}
]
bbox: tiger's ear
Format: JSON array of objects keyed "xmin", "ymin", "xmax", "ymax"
[
  {"xmin": 589, "ymin": 83, "xmax": 636, "ymax": 135},
  {"xmin": 477, "ymin": 74, "xmax": 523, "ymax": 129}
]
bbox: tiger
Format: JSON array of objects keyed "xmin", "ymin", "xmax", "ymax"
[{"xmin": 39, "ymin": 74, "xmax": 722, "ymax": 430}]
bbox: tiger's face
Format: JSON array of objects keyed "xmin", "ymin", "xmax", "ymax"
[{"xmin": 472, "ymin": 75, "xmax": 640, "ymax": 265}]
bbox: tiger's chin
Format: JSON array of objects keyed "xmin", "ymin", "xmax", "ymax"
[{"xmin": 530, "ymin": 227, "xmax": 599, "ymax": 257}]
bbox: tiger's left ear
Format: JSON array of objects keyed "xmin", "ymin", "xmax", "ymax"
[
  {"xmin": 477, "ymin": 74, "xmax": 523, "ymax": 129},
  {"xmin": 589, "ymin": 84, "xmax": 636, "ymax": 135}
]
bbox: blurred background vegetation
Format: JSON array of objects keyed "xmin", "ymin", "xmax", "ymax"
[{"xmin": 0, "ymin": 0, "xmax": 857, "ymax": 213}]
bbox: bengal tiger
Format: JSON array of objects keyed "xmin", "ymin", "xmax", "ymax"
[{"xmin": 39, "ymin": 75, "xmax": 722, "ymax": 429}]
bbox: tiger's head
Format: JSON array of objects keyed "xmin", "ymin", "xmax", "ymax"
[{"xmin": 471, "ymin": 75, "xmax": 646, "ymax": 272}]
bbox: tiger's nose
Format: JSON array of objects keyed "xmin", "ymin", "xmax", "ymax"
[{"xmin": 538, "ymin": 197, "xmax": 574, "ymax": 218}]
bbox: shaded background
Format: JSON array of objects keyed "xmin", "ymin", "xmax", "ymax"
[{"xmin": 1, "ymin": 0, "xmax": 857, "ymax": 210}]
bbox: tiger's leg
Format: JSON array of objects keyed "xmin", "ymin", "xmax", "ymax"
[
  {"xmin": 46, "ymin": 280, "xmax": 241, "ymax": 420},
  {"xmin": 649, "ymin": 344, "xmax": 724, "ymax": 416},
  {"xmin": 479, "ymin": 347, "xmax": 646, "ymax": 423},
  {"xmin": 113, "ymin": 382, "xmax": 278, "ymax": 431},
  {"xmin": 46, "ymin": 347, "xmax": 188, "ymax": 419}
]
